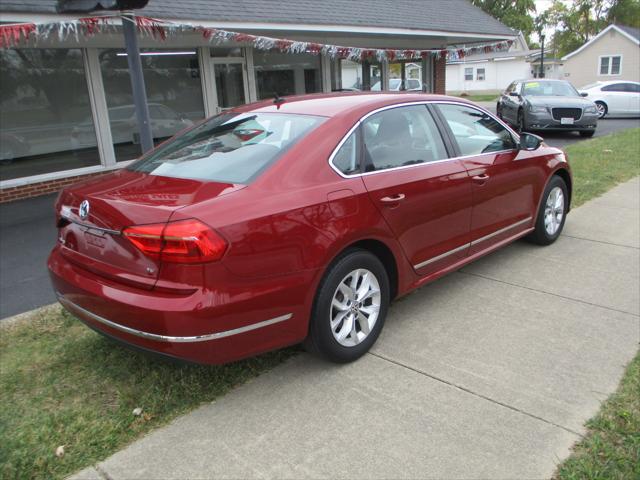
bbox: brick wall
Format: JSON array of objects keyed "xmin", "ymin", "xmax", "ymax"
[
  {"xmin": 0, "ymin": 171, "xmax": 110, "ymax": 203},
  {"xmin": 434, "ymin": 57, "xmax": 446, "ymax": 95}
]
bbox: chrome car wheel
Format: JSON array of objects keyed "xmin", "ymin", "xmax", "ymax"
[
  {"xmin": 595, "ymin": 101, "xmax": 607, "ymax": 119},
  {"xmin": 330, "ymin": 268, "xmax": 381, "ymax": 347},
  {"xmin": 544, "ymin": 186, "xmax": 565, "ymax": 236}
]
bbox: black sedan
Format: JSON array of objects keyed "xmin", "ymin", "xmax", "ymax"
[{"xmin": 497, "ymin": 79, "xmax": 599, "ymax": 137}]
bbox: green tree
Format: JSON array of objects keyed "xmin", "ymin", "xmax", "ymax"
[
  {"xmin": 471, "ymin": 0, "xmax": 537, "ymax": 41},
  {"xmin": 538, "ymin": 0, "xmax": 638, "ymax": 58},
  {"xmin": 607, "ymin": 0, "xmax": 640, "ymax": 28}
]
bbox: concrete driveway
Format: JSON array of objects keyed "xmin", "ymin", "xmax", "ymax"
[{"xmin": 73, "ymin": 177, "xmax": 640, "ymax": 480}]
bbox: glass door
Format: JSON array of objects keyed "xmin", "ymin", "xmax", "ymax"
[{"xmin": 212, "ymin": 58, "xmax": 249, "ymax": 113}]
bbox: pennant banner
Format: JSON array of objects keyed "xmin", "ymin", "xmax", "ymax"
[{"xmin": 0, "ymin": 15, "xmax": 514, "ymax": 62}]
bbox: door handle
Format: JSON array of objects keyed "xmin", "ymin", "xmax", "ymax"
[
  {"xmin": 472, "ymin": 173, "xmax": 490, "ymax": 183},
  {"xmin": 379, "ymin": 194, "xmax": 405, "ymax": 204}
]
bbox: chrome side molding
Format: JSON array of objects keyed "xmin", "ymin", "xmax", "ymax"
[
  {"xmin": 413, "ymin": 217, "xmax": 532, "ymax": 270},
  {"xmin": 56, "ymin": 293, "xmax": 292, "ymax": 343}
]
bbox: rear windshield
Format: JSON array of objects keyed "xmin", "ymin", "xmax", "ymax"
[{"xmin": 128, "ymin": 112, "xmax": 325, "ymax": 184}]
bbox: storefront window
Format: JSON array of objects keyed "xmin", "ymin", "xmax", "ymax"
[
  {"xmin": 99, "ymin": 49, "xmax": 205, "ymax": 162},
  {"xmin": 0, "ymin": 48, "xmax": 100, "ymax": 181},
  {"xmin": 379, "ymin": 61, "xmax": 422, "ymax": 91},
  {"xmin": 340, "ymin": 60, "xmax": 381, "ymax": 91},
  {"xmin": 253, "ymin": 51, "xmax": 322, "ymax": 99}
]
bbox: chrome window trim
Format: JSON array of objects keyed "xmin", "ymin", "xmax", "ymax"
[
  {"xmin": 56, "ymin": 293, "xmax": 292, "ymax": 343},
  {"xmin": 327, "ymin": 100, "xmax": 520, "ymax": 179},
  {"xmin": 412, "ymin": 216, "xmax": 532, "ymax": 270}
]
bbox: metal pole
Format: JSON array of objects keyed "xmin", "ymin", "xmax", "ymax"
[
  {"xmin": 540, "ymin": 34, "xmax": 545, "ymax": 79},
  {"xmin": 121, "ymin": 12, "xmax": 154, "ymax": 153}
]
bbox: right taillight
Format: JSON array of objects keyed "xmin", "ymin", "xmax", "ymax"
[{"xmin": 123, "ymin": 218, "xmax": 227, "ymax": 263}]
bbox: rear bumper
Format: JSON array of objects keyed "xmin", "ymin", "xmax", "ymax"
[{"xmin": 48, "ymin": 245, "xmax": 319, "ymax": 364}]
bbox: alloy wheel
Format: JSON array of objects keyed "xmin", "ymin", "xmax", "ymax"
[
  {"xmin": 595, "ymin": 102, "xmax": 607, "ymax": 119},
  {"xmin": 330, "ymin": 268, "xmax": 381, "ymax": 347},
  {"xmin": 544, "ymin": 186, "xmax": 565, "ymax": 236}
]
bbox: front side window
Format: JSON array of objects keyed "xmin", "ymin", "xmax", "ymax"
[
  {"xmin": 600, "ymin": 56, "xmax": 622, "ymax": 75},
  {"xmin": 476, "ymin": 68, "xmax": 486, "ymax": 81},
  {"xmin": 602, "ymin": 83, "xmax": 626, "ymax": 92},
  {"xmin": 436, "ymin": 104, "xmax": 516, "ymax": 156},
  {"xmin": 129, "ymin": 112, "xmax": 325, "ymax": 184},
  {"xmin": 362, "ymin": 106, "xmax": 447, "ymax": 172}
]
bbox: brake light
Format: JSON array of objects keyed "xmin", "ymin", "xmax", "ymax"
[{"xmin": 123, "ymin": 219, "xmax": 227, "ymax": 263}]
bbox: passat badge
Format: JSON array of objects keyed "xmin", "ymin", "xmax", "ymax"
[{"xmin": 79, "ymin": 200, "xmax": 90, "ymax": 220}]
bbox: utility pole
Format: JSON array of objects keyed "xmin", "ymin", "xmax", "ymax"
[
  {"xmin": 121, "ymin": 12, "xmax": 153, "ymax": 153},
  {"xmin": 57, "ymin": 1, "xmax": 153, "ymax": 153},
  {"xmin": 540, "ymin": 34, "xmax": 546, "ymax": 78}
]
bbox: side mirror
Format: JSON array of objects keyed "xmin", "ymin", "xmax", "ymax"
[
  {"xmin": 580, "ymin": 92, "xmax": 588, "ymax": 97},
  {"xmin": 509, "ymin": 91, "xmax": 520, "ymax": 97},
  {"xmin": 519, "ymin": 132, "xmax": 543, "ymax": 151}
]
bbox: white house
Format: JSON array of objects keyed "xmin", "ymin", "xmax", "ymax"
[
  {"xmin": 446, "ymin": 32, "xmax": 532, "ymax": 94},
  {"xmin": 562, "ymin": 24, "xmax": 640, "ymax": 88}
]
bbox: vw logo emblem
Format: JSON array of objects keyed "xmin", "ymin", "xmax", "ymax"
[{"xmin": 79, "ymin": 200, "xmax": 90, "ymax": 220}]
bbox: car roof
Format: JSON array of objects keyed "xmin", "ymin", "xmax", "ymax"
[
  {"xmin": 591, "ymin": 80, "xmax": 639, "ymax": 85},
  {"xmin": 228, "ymin": 92, "xmax": 478, "ymax": 118}
]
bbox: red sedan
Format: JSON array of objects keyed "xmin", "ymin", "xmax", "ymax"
[{"xmin": 49, "ymin": 93, "xmax": 571, "ymax": 364}]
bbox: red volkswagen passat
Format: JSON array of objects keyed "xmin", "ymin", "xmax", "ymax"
[{"xmin": 49, "ymin": 93, "xmax": 571, "ymax": 364}]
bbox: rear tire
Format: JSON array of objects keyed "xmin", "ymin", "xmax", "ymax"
[
  {"xmin": 305, "ymin": 249, "xmax": 390, "ymax": 363},
  {"xmin": 527, "ymin": 175, "xmax": 568, "ymax": 245}
]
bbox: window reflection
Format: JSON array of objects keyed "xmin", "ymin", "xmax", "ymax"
[
  {"xmin": 0, "ymin": 48, "xmax": 100, "ymax": 181},
  {"xmin": 99, "ymin": 49, "xmax": 205, "ymax": 162},
  {"xmin": 253, "ymin": 51, "xmax": 322, "ymax": 99}
]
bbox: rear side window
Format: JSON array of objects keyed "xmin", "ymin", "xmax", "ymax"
[
  {"xmin": 129, "ymin": 112, "xmax": 325, "ymax": 184},
  {"xmin": 362, "ymin": 105, "xmax": 447, "ymax": 172},
  {"xmin": 332, "ymin": 130, "xmax": 359, "ymax": 175},
  {"xmin": 436, "ymin": 104, "xmax": 516, "ymax": 156}
]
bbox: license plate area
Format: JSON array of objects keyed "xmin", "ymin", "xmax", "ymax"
[{"xmin": 560, "ymin": 117, "xmax": 574, "ymax": 125}]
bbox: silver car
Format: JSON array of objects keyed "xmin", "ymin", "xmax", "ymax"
[{"xmin": 497, "ymin": 79, "xmax": 599, "ymax": 137}]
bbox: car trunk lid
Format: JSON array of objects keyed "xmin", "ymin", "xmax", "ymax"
[{"xmin": 56, "ymin": 169, "xmax": 244, "ymax": 289}]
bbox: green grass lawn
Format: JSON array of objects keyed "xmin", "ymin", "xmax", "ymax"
[
  {"xmin": 452, "ymin": 93, "xmax": 499, "ymax": 102},
  {"xmin": 564, "ymin": 128, "xmax": 640, "ymax": 207},
  {"xmin": 1, "ymin": 128, "xmax": 639, "ymax": 480},
  {"xmin": 0, "ymin": 307, "xmax": 297, "ymax": 480},
  {"xmin": 555, "ymin": 352, "xmax": 640, "ymax": 480}
]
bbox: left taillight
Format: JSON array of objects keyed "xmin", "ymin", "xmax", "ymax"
[{"xmin": 122, "ymin": 218, "xmax": 227, "ymax": 264}]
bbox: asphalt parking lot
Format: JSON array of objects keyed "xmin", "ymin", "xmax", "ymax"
[
  {"xmin": 0, "ymin": 115, "xmax": 638, "ymax": 319},
  {"xmin": 478, "ymin": 101, "xmax": 640, "ymax": 149}
]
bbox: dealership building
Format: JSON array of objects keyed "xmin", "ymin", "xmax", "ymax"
[{"xmin": 0, "ymin": 0, "xmax": 515, "ymax": 202}]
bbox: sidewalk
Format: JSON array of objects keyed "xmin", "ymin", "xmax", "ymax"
[{"xmin": 73, "ymin": 178, "xmax": 639, "ymax": 480}]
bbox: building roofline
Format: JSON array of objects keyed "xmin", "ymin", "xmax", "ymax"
[
  {"xmin": 0, "ymin": 12, "xmax": 517, "ymax": 41},
  {"xmin": 562, "ymin": 24, "xmax": 640, "ymax": 61}
]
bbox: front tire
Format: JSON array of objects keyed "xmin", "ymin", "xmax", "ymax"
[
  {"xmin": 595, "ymin": 101, "xmax": 607, "ymax": 119},
  {"xmin": 527, "ymin": 175, "xmax": 568, "ymax": 245},
  {"xmin": 305, "ymin": 249, "xmax": 390, "ymax": 363},
  {"xmin": 579, "ymin": 130, "xmax": 595, "ymax": 138}
]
